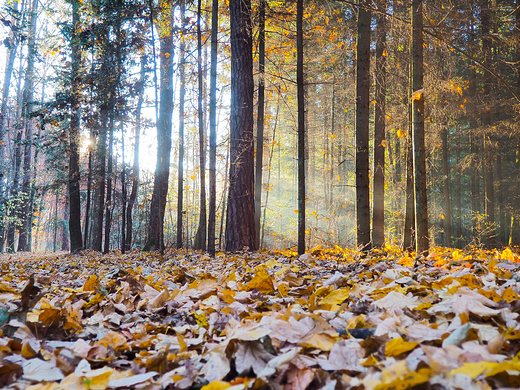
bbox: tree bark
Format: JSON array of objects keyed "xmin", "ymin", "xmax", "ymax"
[
  {"xmin": 176, "ymin": 2, "xmax": 186, "ymax": 249},
  {"xmin": 411, "ymin": 0, "xmax": 429, "ymax": 253},
  {"xmin": 480, "ymin": 0, "xmax": 496, "ymax": 245},
  {"xmin": 194, "ymin": 0, "xmax": 207, "ymax": 251},
  {"xmin": 17, "ymin": 0, "xmax": 39, "ymax": 252},
  {"xmin": 145, "ymin": 0, "xmax": 174, "ymax": 252},
  {"xmin": 254, "ymin": 0, "xmax": 266, "ymax": 250},
  {"xmin": 68, "ymin": 0, "xmax": 84, "ymax": 252},
  {"xmin": 355, "ymin": 0, "xmax": 371, "ymax": 251},
  {"xmin": 225, "ymin": 0, "xmax": 256, "ymax": 252},
  {"xmin": 103, "ymin": 120, "xmax": 114, "ymax": 253},
  {"xmin": 0, "ymin": 0, "xmax": 19, "ymax": 253},
  {"xmin": 372, "ymin": 0, "xmax": 386, "ymax": 248},
  {"xmin": 297, "ymin": 0, "xmax": 306, "ymax": 255},
  {"xmin": 208, "ymin": 0, "xmax": 219, "ymax": 256},
  {"xmin": 126, "ymin": 53, "xmax": 146, "ymax": 251}
]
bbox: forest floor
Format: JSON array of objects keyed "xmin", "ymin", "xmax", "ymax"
[{"xmin": 0, "ymin": 246, "xmax": 520, "ymax": 390}]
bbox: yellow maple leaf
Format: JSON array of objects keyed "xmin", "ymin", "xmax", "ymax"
[
  {"xmin": 245, "ymin": 269, "xmax": 274, "ymax": 295},
  {"xmin": 384, "ymin": 337, "xmax": 418, "ymax": 357},
  {"xmin": 319, "ymin": 288, "xmax": 350, "ymax": 311},
  {"xmin": 83, "ymin": 275, "xmax": 99, "ymax": 292}
]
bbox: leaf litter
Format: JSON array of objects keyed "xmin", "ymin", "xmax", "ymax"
[{"xmin": 0, "ymin": 245, "xmax": 519, "ymax": 389}]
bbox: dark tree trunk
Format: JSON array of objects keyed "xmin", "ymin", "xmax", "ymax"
[
  {"xmin": 411, "ymin": 0, "xmax": 429, "ymax": 253},
  {"xmin": 355, "ymin": 0, "xmax": 371, "ymax": 251},
  {"xmin": 481, "ymin": 0, "xmax": 496, "ymax": 244},
  {"xmin": 126, "ymin": 53, "xmax": 146, "ymax": 251},
  {"xmin": 194, "ymin": 0, "xmax": 207, "ymax": 251},
  {"xmin": 403, "ymin": 130, "xmax": 415, "ymax": 250},
  {"xmin": 297, "ymin": 0, "xmax": 306, "ymax": 255},
  {"xmin": 372, "ymin": 0, "xmax": 386, "ymax": 248},
  {"xmin": 208, "ymin": 0, "xmax": 218, "ymax": 256},
  {"xmin": 145, "ymin": 0, "xmax": 174, "ymax": 252},
  {"xmin": 225, "ymin": 0, "xmax": 256, "ymax": 252},
  {"xmin": 68, "ymin": 0, "xmax": 83, "ymax": 252},
  {"xmin": 91, "ymin": 107, "xmax": 108, "ymax": 252},
  {"xmin": 176, "ymin": 3, "xmax": 186, "ymax": 249},
  {"xmin": 84, "ymin": 136, "xmax": 93, "ymax": 247},
  {"xmin": 103, "ymin": 120, "xmax": 114, "ymax": 253},
  {"xmin": 254, "ymin": 0, "xmax": 266, "ymax": 250}
]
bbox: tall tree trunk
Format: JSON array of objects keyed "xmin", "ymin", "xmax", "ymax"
[
  {"xmin": 6, "ymin": 130, "xmax": 23, "ymax": 252},
  {"xmin": 103, "ymin": 120, "xmax": 114, "ymax": 253},
  {"xmin": 403, "ymin": 129, "xmax": 415, "ymax": 249},
  {"xmin": 481, "ymin": 0, "xmax": 496, "ymax": 244},
  {"xmin": 68, "ymin": 0, "xmax": 83, "ymax": 252},
  {"xmin": 372, "ymin": 0, "xmax": 386, "ymax": 248},
  {"xmin": 411, "ymin": 0, "xmax": 429, "ymax": 253},
  {"xmin": 194, "ymin": 0, "xmax": 207, "ymax": 251},
  {"xmin": 145, "ymin": 0, "xmax": 174, "ymax": 252},
  {"xmin": 176, "ymin": 3, "xmax": 186, "ymax": 249},
  {"xmin": 296, "ymin": 0, "xmax": 306, "ymax": 255},
  {"xmin": 355, "ymin": 0, "xmax": 371, "ymax": 251},
  {"xmin": 208, "ymin": 0, "xmax": 219, "ymax": 256},
  {"xmin": 511, "ymin": 0, "xmax": 520, "ymax": 245},
  {"xmin": 254, "ymin": 0, "xmax": 266, "ymax": 250},
  {"xmin": 126, "ymin": 53, "xmax": 146, "ymax": 251},
  {"xmin": 17, "ymin": 0, "xmax": 39, "ymax": 252},
  {"xmin": 225, "ymin": 0, "xmax": 256, "ymax": 252},
  {"xmin": 91, "ymin": 106, "xmax": 108, "ymax": 252},
  {"xmin": 441, "ymin": 126, "xmax": 452, "ymax": 247},
  {"xmin": 0, "ymin": 0, "xmax": 19, "ymax": 253}
]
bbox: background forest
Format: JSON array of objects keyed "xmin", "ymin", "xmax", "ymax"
[{"xmin": 0, "ymin": 0, "xmax": 519, "ymax": 254}]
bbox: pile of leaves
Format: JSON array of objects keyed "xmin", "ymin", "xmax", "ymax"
[{"xmin": 1, "ymin": 245, "xmax": 520, "ymax": 390}]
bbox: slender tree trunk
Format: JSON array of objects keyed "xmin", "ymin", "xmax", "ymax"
[
  {"xmin": 355, "ymin": 0, "xmax": 371, "ymax": 251},
  {"xmin": 194, "ymin": 0, "xmax": 207, "ymax": 251},
  {"xmin": 176, "ymin": 4, "xmax": 186, "ymax": 249},
  {"xmin": 226, "ymin": 0, "xmax": 256, "ymax": 252},
  {"xmin": 17, "ymin": 0, "xmax": 39, "ymax": 252},
  {"xmin": 296, "ymin": 0, "xmax": 306, "ymax": 255},
  {"xmin": 511, "ymin": 0, "xmax": 520, "ymax": 245},
  {"xmin": 6, "ymin": 130, "xmax": 23, "ymax": 252},
  {"xmin": 441, "ymin": 126, "xmax": 452, "ymax": 247},
  {"xmin": 403, "ymin": 130, "xmax": 415, "ymax": 249},
  {"xmin": 91, "ymin": 106, "xmax": 108, "ymax": 252},
  {"xmin": 411, "ymin": 0, "xmax": 429, "ymax": 253},
  {"xmin": 145, "ymin": 0, "xmax": 175, "ymax": 252},
  {"xmin": 481, "ymin": 0, "xmax": 496, "ymax": 245},
  {"xmin": 372, "ymin": 0, "xmax": 386, "ymax": 248},
  {"xmin": 254, "ymin": 0, "xmax": 266, "ymax": 250},
  {"xmin": 261, "ymin": 98, "xmax": 280, "ymax": 248},
  {"xmin": 0, "ymin": 0, "xmax": 19, "ymax": 253},
  {"xmin": 121, "ymin": 123, "xmax": 126, "ymax": 253},
  {"xmin": 68, "ymin": 0, "xmax": 83, "ymax": 252},
  {"xmin": 103, "ymin": 120, "xmax": 114, "ymax": 253},
  {"xmin": 84, "ymin": 136, "xmax": 93, "ymax": 247},
  {"xmin": 126, "ymin": 53, "xmax": 146, "ymax": 251},
  {"xmin": 208, "ymin": 0, "xmax": 218, "ymax": 256}
]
